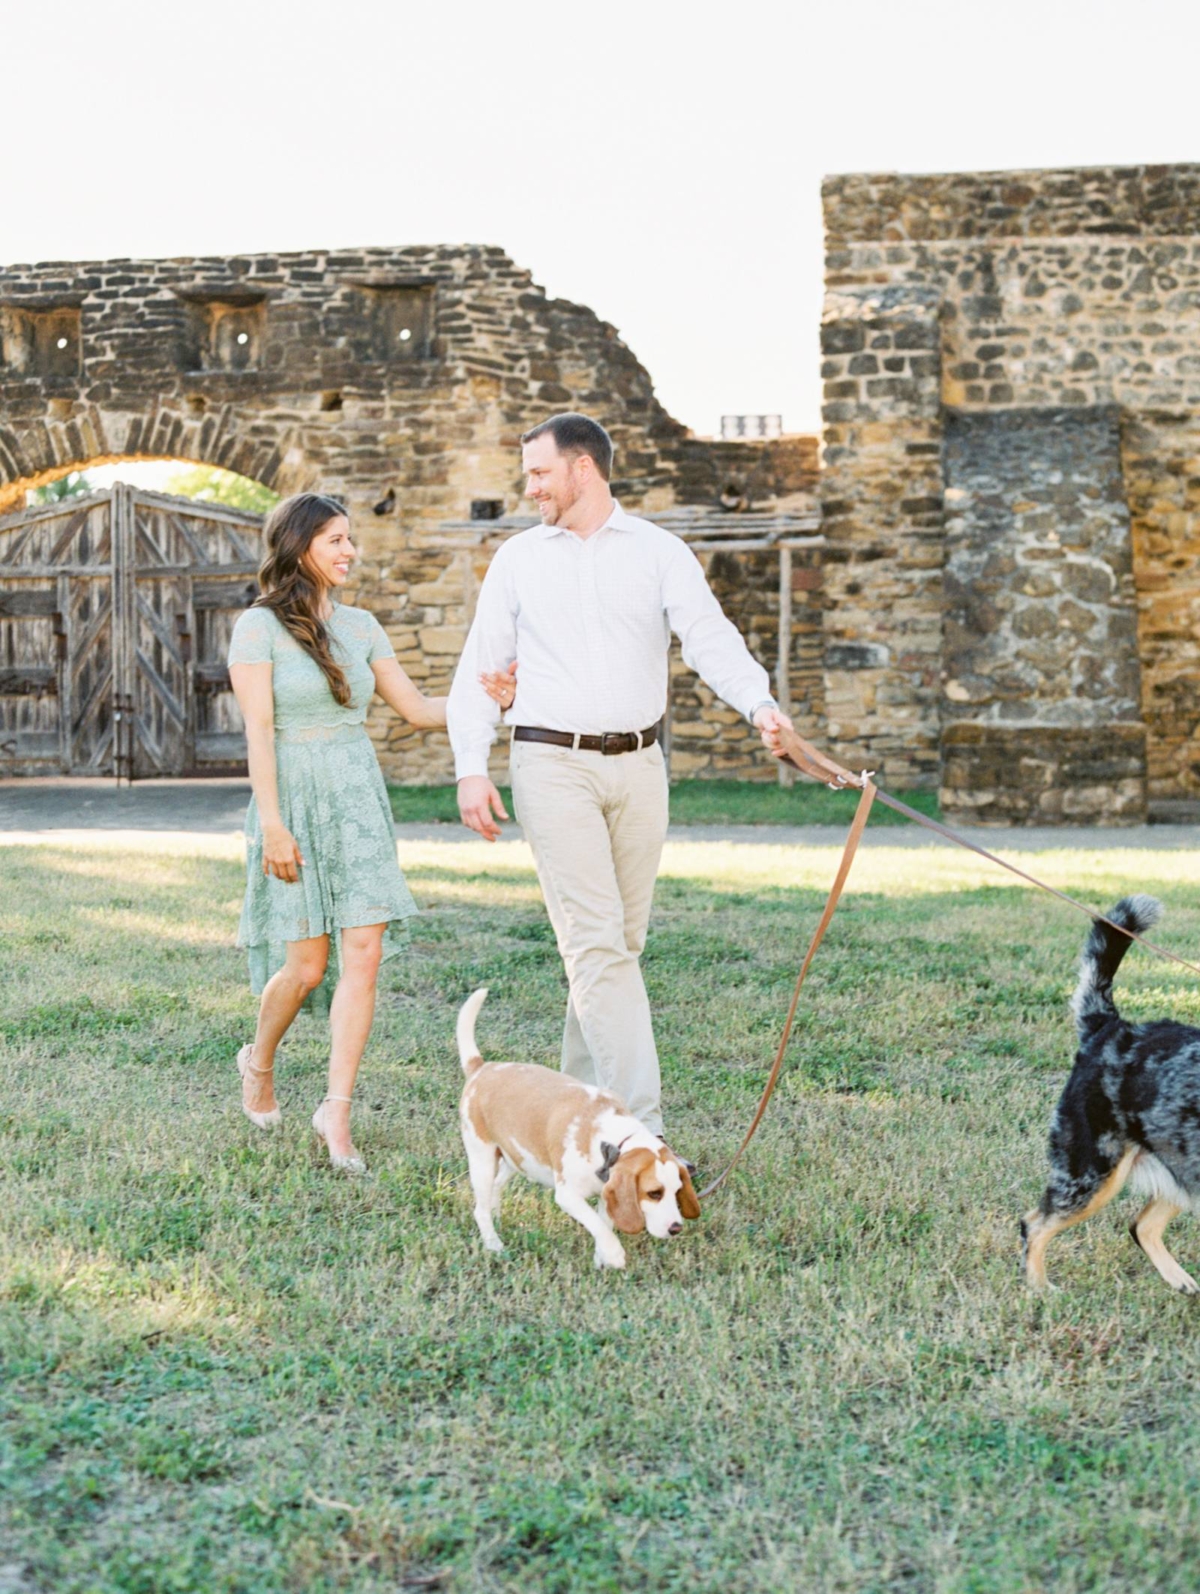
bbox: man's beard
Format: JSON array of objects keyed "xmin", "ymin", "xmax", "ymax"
[{"xmin": 541, "ymin": 480, "xmax": 581, "ymax": 526}]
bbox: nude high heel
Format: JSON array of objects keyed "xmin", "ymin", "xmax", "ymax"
[
  {"xmin": 312, "ymin": 1094, "xmax": 366, "ymax": 1175},
  {"xmin": 237, "ymin": 1044, "xmax": 282, "ymax": 1130}
]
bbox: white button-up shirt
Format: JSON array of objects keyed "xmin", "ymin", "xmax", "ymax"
[{"xmin": 447, "ymin": 501, "xmax": 773, "ymax": 780}]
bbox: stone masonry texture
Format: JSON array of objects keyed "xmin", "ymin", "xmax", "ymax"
[
  {"xmin": 7, "ymin": 166, "xmax": 1198, "ymax": 822},
  {"xmin": 0, "ymin": 247, "xmax": 817, "ymax": 786},
  {"xmin": 821, "ymin": 163, "xmax": 1200, "ymax": 822}
]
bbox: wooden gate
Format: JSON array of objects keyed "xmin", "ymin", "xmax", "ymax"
[{"xmin": 0, "ymin": 484, "xmax": 262, "ymax": 777}]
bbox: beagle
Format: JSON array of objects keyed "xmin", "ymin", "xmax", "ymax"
[{"xmin": 456, "ymin": 988, "xmax": 700, "ymax": 1268}]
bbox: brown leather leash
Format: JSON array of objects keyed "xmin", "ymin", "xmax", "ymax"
[{"xmin": 698, "ymin": 730, "xmax": 1200, "ymax": 1201}]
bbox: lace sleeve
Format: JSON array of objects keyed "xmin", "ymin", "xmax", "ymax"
[{"xmin": 228, "ymin": 607, "xmax": 276, "ymax": 666}]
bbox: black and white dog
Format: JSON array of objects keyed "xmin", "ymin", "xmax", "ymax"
[{"xmin": 1022, "ymin": 895, "xmax": 1200, "ymax": 1294}]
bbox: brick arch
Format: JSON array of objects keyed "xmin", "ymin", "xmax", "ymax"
[{"xmin": 0, "ymin": 400, "xmax": 302, "ymax": 513}]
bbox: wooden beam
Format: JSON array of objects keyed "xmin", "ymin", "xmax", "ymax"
[{"xmin": 777, "ymin": 546, "xmax": 795, "ymax": 787}]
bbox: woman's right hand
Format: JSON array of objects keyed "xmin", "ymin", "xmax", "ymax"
[
  {"xmin": 262, "ymin": 824, "xmax": 305, "ymax": 883},
  {"xmin": 481, "ymin": 660, "xmax": 517, "ymax": 711}
]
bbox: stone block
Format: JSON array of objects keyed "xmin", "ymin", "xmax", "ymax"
[
  {"xmin": 417, "ymin": 625, "xmax": 467, "ymax": 653},
  {"xmin": 940, "ymin": 723, "xmax": 1147, "ymax": 825},
  {"xmin": 666, "ymin": 750, "xmax": 710, "ymax": 775}
]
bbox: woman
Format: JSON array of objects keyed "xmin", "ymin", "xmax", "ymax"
[{"xmin": 228, "ymin": 493, "xmax": 514, "ymax": 1174}]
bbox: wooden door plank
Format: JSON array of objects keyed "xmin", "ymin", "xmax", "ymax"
[
  {"xmin": 45, "ymin": 505, "xmax": 92, "ymax": 567},
  {"xmin": 134, "ymin": 588, "xmax": 186, "ymax": 668},
  {"xmin": 0, "ymin": 488, "xmax": 110, "ymax": 535},
  {"xmin": 131, "ymin": 709, "xmax": 167, "ymax": 773},
  {"xmin": 133, "ymin": 647, "xmax": 186, "ymax": 728},
  {"xmin": 111, "ymin": 483, "xmax": 134, "ymax": 779},
  {"xmin": 57, "ymin": 571, "xmax": 71, "ymax": 772},
  {"xmin": 163, "ymin": 510, "xmax": 213, "ymax": 567},
  {"xmin": 0, "ymin": 588, "xmax": 58, "ymax": 616}
]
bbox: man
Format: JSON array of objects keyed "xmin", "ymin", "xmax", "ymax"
[{"xmin": 447, "ymin": 413, "xmax": 791, "ymax": 1137}]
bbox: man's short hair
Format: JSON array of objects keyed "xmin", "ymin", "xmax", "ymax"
[{"xmin": 520, "ymin": 413, "xmax": 613, "ymax": 482}]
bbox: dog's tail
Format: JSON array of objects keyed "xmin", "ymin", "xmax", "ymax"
[
  {"xmin": 457, "ymin": 987, "xmax": 488, "ymax": 1076},
  {"xmin": 1071, "ymin": 895, "xmax": 1161, "ymax": 1038}
]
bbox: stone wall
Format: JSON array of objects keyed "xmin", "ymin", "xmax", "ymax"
[
  {"xmin": 818, "ymin": 285, "xmax": 944, "ymax": 788},
  {"xmin": 0, "ymin": 246, "xmax": 703, "ymax": 523},
  {"xmin": 940, "ymin": 409, "xmax": 1144, "ymax": 821},
  {"xmin": 941, "ymin": 410, "xmax": 1141, "ymax": 729},
  {"xmin": 1121, "ymin": 412, "xmax": 1200, "ymax": 803},
  {"xmin": 0, "ymin": 245, "xmax": 819, "ymax": 784},
  {"xmin": 821, "ymin": 163, "xmax": 1200, "ymax": 820}
]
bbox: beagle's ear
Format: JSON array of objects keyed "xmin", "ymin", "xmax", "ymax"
[
  {"xmin": 603, "ymin": 1160, "xmax": 646, "ymax": 1235},
  {"xmin": 675, "ymin": 1160, "xmax": 701, "ymax": 1221}
]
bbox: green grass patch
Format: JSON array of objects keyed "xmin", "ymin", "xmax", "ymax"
[
  {"xmin": 2, "ymin": 834, "xmax": 1199, "ymax": 1591},
  {"xmin": 390, "ymin": 777, "xmax": 939, "ymax": 828}
]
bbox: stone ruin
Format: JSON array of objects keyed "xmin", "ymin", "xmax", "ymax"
[
  {"xmin": 0, "ymin": 246, "xmax": 817, "ymax": 786},
  {"xmin": 2, "ymin": 165, "xmax": 1198, "ymax": 820},
  {"xmin": 820, "ymin": 163, "xmax": 1200, "ymax": 822}
]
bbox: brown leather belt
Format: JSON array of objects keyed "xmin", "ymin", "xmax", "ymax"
[{"xmin": 512, "ymin": 721, "xmax": 662, "ymax": 756}]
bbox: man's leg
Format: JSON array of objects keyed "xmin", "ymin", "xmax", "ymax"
[
  {"xmin": 511, "ymin": 741, "xmax": 662, "ymax": 1127},
  {"xmin": 602, "ymin": 742, "xmax": 670, "ymax": 1130},
  {"xmin": 561, "ymin": 994, "xmax": 598, "ymax": 1086}
]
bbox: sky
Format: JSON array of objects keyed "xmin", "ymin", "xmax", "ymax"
[{"xmin": 4, "ymin": 0, "xmax": 1198, "ymax": 437}]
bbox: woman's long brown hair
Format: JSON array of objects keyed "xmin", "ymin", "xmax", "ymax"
[{"xmin": 255, "ymin": 493, "xmax": 353, "ymax": 706}]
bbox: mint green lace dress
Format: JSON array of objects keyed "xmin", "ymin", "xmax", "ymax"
[{"xmin": 228, "ymin": 603, "xmax": 419, "ymax": 1015}]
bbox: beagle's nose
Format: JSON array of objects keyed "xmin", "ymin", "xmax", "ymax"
[{"xmin": 668, "ymin": 1221, "xmax": 683, "ymax": 1236}]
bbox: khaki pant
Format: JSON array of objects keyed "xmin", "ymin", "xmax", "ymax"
[{"xmin": 509, "ymin": 736, "xmax": 669, "ymax": 1134}]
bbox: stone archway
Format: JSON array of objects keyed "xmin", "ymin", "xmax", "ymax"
[{"xmin": 0, "ymin": 403, "xmax": 300, "ymax": 515}]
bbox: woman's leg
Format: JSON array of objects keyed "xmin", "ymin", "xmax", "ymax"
[
  {"xmin": 321, "ymin": 923, "xmax": 386, "ymax": 1158},
  {"xmin": 243, "ymin": 934, "xmax": 330, "ymax": 1115}
]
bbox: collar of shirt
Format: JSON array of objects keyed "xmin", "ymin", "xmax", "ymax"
[{"xmin": 538, "ymin": 498, "xmax": 634, "ymax": 539}]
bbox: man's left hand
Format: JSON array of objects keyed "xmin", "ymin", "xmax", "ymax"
[{"xmin": 752, "ymin": 705, "xmax": 794, "ymax": 758}]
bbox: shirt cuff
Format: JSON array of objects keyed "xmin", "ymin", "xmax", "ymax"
[
  {"xmin": 453, "ymin": 739, "xmax": 495, "ymax": 782},
  {"xmin": 746, "ymin": 697, "xmax": 779, "ymax": 725}
]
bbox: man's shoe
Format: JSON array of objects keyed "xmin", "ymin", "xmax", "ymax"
[{"xmin": 657, "ymin": 1135, "xmax": 697, "ymax": 1177}]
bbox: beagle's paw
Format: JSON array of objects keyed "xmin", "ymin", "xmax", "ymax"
[{"xmin": 594, "ymin": 1243, "xmax": 626, "ymax": 1270}]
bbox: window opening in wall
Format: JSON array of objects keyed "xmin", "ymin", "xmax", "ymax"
[
  {"xmin": 346, "ymin": 279, "xmax": 436, "ymax": 362},
  {"xmin": 174, "ymin": 287, "xmax": 268, "ymax": 373},
  {"xmin": 0, "ymin": 301, "xmax": 82, "ymax": 380}
]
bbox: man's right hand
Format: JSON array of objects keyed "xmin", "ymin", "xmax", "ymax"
[{"xmin": 457, "ymin": 776, "xmax": 509, "ymax": 842}]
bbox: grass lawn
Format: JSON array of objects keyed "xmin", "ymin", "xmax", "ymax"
[
  {"xmin": 389, "ymin": 777, "xmax": 940, "ymax": 828},
  {"xmin": 4, "ymin": 829, "xmax": 1200, "ymax": 1592}
]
